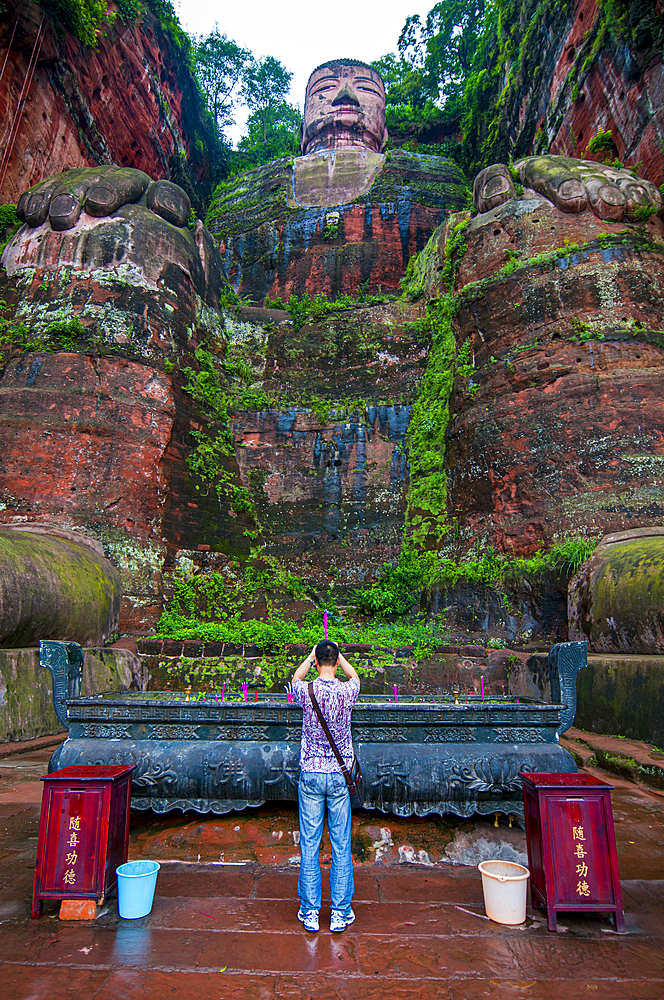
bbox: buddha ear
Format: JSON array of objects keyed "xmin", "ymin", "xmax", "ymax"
[
  {"xmin": 380, "ymin": 126, "xmax": 388, "ymax": 153},
  {"xmin": 299, "ymin": 120, "xmax": 306, "ymax": 154}
]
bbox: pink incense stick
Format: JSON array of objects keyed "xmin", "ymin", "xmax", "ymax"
[
  {"xmin": 324, "ymin": 611, "xmax": 327, "ymax": 640},
  {"xmin": 221, "ymin": 681, "xmax": 226, "ymax": 702},
  {"xmin": 394, "ymin": 684, "xmax": 398, "ymax": 703},
  {"xmin": 480, "ymin": 676, "xmax": 485, "ymax": 703}
]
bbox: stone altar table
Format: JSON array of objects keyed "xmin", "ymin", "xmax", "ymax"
[{"xmin": 41, "ymin": 640, "xmax": 587, "ymax": 819}]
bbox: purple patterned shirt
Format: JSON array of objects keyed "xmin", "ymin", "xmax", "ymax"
[{"xmin": 293, "ymin": 677, "xmax": 360, "ymax": 773}]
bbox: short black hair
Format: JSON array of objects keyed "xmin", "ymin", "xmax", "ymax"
[{"xmin": 315, "ymin": 639, "xmax": 339, "ymax": 666}]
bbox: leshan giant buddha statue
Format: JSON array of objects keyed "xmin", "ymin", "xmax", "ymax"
[
  {"xmin": 300, "ymin": 60, "xmax": 388, "ymax": 154},
  {"xmin": 206, "ymin": 58, "xmax": 468, "ymax": 300}
]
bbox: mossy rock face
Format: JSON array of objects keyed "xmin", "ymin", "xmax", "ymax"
[
  {"xmin": 205, "ymin": 149, "xmax": 468, "ymax": 301},
  {"xmin": 569, "ymin": 528, "xmax": 664, "ymax": 653},
  {"xmin": 0, "ymin": 527, "xmax": 122, "ymax": 647}
]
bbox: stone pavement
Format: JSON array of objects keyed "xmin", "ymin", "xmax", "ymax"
[{"xmin": 1, "ymin": 743, "xmax": 663, "ymax": 999}]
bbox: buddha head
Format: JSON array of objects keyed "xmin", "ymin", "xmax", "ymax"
[{"xmin": 301, "ymin": 59, "xmax": 388, "ymax": 155}]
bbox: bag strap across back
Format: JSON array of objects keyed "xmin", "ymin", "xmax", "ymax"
[{"xmin": 307, "ymin": 681, "xmax": 358, "ymax": 793}]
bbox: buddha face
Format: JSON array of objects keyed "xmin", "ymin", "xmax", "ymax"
[{"xmin": 301, "ymin": 61, "xmax": 388, "ymax": 155}]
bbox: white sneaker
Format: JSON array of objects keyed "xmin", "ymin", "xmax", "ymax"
[
  {"xmin": 330, "ymin": 908, "xmax": 355, "ymax": 933},
  {"xmin": 297, "ymin": 906, "xmax": 319, "ymax": 932}
]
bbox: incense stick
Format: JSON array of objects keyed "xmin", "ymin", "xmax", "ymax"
[{"xmin": 455, "ymin": 905, "xmax": 490, "ymax": 921}]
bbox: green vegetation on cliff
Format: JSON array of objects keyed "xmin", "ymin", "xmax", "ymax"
[
  {"xmin": 0, "ymin": 205, "xmax": 20, "ymax": 256},
  {"xmin": 349, "ymin": 206, "xmax": 613, "ymax": 615},
  {"xmin": 155, "ymin": 563, "xmax": 450, "ymax": 655},
  {"xmin": 180, "ymin": 346, "xmax": 257, "ymax": 520},
  {"xmin": 34, "ymin": 0, "xmax": 187, "ymax": 49},
  {"xmin": 376, "ymin": 0, "xmax": 663, "ymax": 174},
  {"xmin": 402, "ymin": 294, "xmax": 456, "ymax": 557}
]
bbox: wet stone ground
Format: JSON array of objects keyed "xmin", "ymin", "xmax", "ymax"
[{"xmin": 0, "ymin": 740, "xmax": 663, "ymax": 999}]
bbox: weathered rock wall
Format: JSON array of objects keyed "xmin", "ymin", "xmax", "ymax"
[
  {"xmin": 206, "ymin": 150, "xmax": 468, "ymax": 301},
  {"xmin": 575, "ymin": 653, "xmax": 664, "ymax": 746},
  {"xmin": 224, "ymin": 300, "xmax": 427, "ymax": 596},
  {"xmin": 445, "ymin": 198, "xmax": 664, "ymax": 556},
  {"xmin": 468, "ymin": 0, "xmax": 664, "ymax": 186},
  {"xmin": 0, "ymin": 0, "xmax": 220, "ymax": 210},
  {"xmin": 0, "ymin": 188, "xmax": 253, "ymax": 633},
  {"xmin": 0, "ymin": 213, "xmax": 430, "ymax": 629},
  {"xmin": 0, "ymin": 347, "xmax": 254, "ymax": 633}
]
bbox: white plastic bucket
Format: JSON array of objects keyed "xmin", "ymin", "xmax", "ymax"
[
  {"xmin": 116, "ymin": 860, "xmax": 160, "ymax": 919},
  {"xmin": 478, "ymin": 860, "xmax": 530, "ymax": 925}
]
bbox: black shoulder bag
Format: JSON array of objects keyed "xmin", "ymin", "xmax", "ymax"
[{"xmin": 307, "ymin": 681, "xmax": 363, "ymax": 810}]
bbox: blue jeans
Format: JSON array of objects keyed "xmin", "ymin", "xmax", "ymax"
[{"xmin": 297, "ymin": 770, "xmax": 354, "ymax": 915}]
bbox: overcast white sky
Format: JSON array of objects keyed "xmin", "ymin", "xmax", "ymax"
[{"xmin": 174, "ymin": 0, "xmax": 433, "ymax": 146}]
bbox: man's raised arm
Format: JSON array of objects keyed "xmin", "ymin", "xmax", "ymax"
[{"xmin": 338, "ymin": 652, "xmax": 360, "ymax": 684}]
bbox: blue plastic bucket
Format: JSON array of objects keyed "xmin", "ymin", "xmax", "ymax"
[{"xmin": 116, "ymin": 860, "xmax": 160, "ymax": 919}]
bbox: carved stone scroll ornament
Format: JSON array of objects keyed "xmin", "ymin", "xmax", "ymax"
[
  {"xmin": 423, "ymin": 727, "xmax": 476, "ymax": 743},
  {"xmin": 214, "ymin": 726, "xmax": 269, "ymax": 741},
  {"xmin": 493, "ymin": 728, "xmax": 546, "ymax": 744},
  {"xmin": 39, "ymin": 639, "xmax": 83, "ymax": 728},
  {"xmin": 147, "ymin": 724, "xmax": 198, "ymax": 740},
  {"xmin": 129, "ymin": 758, "xmax": 178, "ymax": 791},
  {"xmin": 81, "ymin": 723, "xmax": 132, "ymax": 739},
  {"xmin": 352, "ymin": 727, "xmax": 407, "ymax": 743},
  {"xmin": 548, "ymin": 640, "xmax": 588, "ymax": 735}
]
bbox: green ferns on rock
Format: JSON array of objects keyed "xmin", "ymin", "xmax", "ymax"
[
  {"xmin": 181, "ymin": 347, "xmax": 256, "ymax": 519},
  {"xmin": 35, "ymin": 0, "xmax": 189, "ymax": 49},
  {"xmin": 155, "ymin": 562, "xmax": 451, "ymax": 657},
  {"xmin": 0, "ymin": 205, "xmax": 20, "ymax": 257},
  {"xmin": 402, "ymin": 293, "xmax": 457, "ymax": 558}
]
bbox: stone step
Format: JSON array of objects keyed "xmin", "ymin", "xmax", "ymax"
[{"xmin": 561, "ymin": 727, "xmax": 664, "ymax": 790}]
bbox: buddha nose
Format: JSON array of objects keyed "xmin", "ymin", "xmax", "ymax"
[{"xmin": 332, "ymin": 81, "xmax": 360, "ymax": 107}]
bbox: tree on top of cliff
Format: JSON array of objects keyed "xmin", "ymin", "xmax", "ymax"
[
  {"xmin": 193, "ymin": 28, "xmax": 252, "ymax": 139},
  {"xmin": 235, "ymin": 101, "xmax": 302, "ymax": 170},
  {"xmin": 373, "ymin": 0, "xmax": 494, "ymax": 156},
  {"xmin": 398, "ymin": 0, "xmax": 491, "ymax": 104},
  {"xmin": 242, "ymin": 56, "xmax": 294, "ymax": 146},
  {"xmin": 372, "ymin": 52, "xmax": 439, "ymax": 110}
]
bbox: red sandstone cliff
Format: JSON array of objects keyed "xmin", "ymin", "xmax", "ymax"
[
  {"xmin": 470, "ymin": 0, "xmax": 664, "ymax": 186},
  {"xmin": 0, "ymin": 0, "xmax": 221, "ymax": 211}
]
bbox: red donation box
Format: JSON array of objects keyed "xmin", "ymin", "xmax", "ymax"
[
  {"xmin": 520, "ymin": 772, "xmax": 625, "ymax": 932},
  {"xmin": 32, "ymin": 765, "xmax": 134, "ymax": 918}
]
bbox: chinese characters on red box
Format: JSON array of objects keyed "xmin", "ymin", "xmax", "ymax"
[
  {"xmin": 572, "ymin": 824, "xmax": 591, "ymax": 897},
  {"xmin": 63, "ymin": 814, "xmax": 82, "ymax": 887}
]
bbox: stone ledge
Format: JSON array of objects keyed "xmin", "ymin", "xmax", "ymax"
[
  {"xmin": 562, "ymin": 726, "xmax": 664, "ymax": 790},
  {"xmin": 136, "ymin": 638, "xmax": 488, "ymax": 659}
]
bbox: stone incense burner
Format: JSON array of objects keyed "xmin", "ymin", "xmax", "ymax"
[{"xmin": 41, "ymin": 640, "xmax": 587, "ymax": 819}]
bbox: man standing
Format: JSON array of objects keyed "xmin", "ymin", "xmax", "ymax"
[{"xmin": 291, "ymin": 639, "xmax": 360, "ymax": 932}]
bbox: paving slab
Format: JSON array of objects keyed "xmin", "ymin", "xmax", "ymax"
[
  {"xmin": 0, "ymin": 964, "xmax": 110, "ymax": 1000},
  {"xmin": 0, "ymin": 742, "xmax": 663, "ymax": 999}
]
